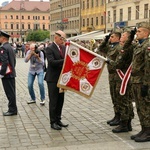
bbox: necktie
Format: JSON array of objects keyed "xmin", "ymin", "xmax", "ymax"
[{"xmin": 59, "ymin": 45, "xmax": 63, "ymax": 58}]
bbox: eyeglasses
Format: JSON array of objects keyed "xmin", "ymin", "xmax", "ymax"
[{"xmin": 55, "ymin": 32, "xmax": 66, "ymax": 41}]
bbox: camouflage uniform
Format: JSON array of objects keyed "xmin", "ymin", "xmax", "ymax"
[
  {"xmin": 110, "ymin": 40, "xmax": 135, "ymax": 132},
  {"xmin": 98, "ymin": 40, "xmax": 121, "ymax": 125},
  {"xmin": 131, "ymin": 37, "xmax": 150, "ymax": 142}
]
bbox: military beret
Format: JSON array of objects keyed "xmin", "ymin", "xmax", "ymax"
[
  {"xmin": 137, "ymin": 22, "xmax": 150, "ymax": 31},
  {"xmin": 0, "ymin": 30, "xmax": 10, "ymax": 38}
]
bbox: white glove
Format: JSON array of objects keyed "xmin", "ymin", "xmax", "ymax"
[{"xmin": 0, "ymin": 75, "xmax": 4, "ymax": 78}]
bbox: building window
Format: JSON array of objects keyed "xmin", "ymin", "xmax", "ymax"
[
  {"xmin": 5, "ymin": 24, "xmax": 8, "ymax": 29},
  {"xmin": 101, "ymin": 0, "xmax": 104, "ymax": 5},
  {"xmin": 16, "ymin": 15, "xmax": 19, "ymax": 19},
  {"xmin": 38, "ymin": 16, "xmax": 40, "ymax": 20},
  {"xmin": 91, "ymin": 0, "xmax": 94, "ymax": 7},
  {"xmin": 108, "ymin": 11, "xmax": 110, "ymax": 23},
  {"xmin": 11, "ymin": 24, "xmax": 13, "ymax": 29},
  {"xmin": 120, "ymin": 9, "xmax": 123, "ymax": 21},
  {"xmin": 96, "ymin": 17, "xmax": 98, "ymax": 25},
  {"xmin": 101, "ymin": 16, "xmax": 104, "ymax": 25},
  {"xmin": 83, "ymin": 19, "xmax": 85, "ymax": 27},
  {"xmin": 87, "ymin": 0, "xmax": 89, "ymax": 9},
  {"xmin": 22, "ymin": 24, "xmax": 24, "ymax": 29},
  {"xmin": 43, "ymin": 24, "xmax": 45, "ymax": 30},
  {"xmin": 91, "ymin": 18, "xmax": 93, "ymax": 26},
  {"xmin": 128, "ymin": 7, "xmax": 131, "ymax": 20},
  {"xmin": 87, "ymin": 18, "xmax": 89, "ymax": 26},
  {"xmin": 136, "ymin": 5, "xmax": 139, "ymax": 19},
  {"xmin": 113, "ymin": 10, "xmax": 116, "ymax": 22},
  {"xmin": 28, "ymin": 16, "xmax": 30, "ymax": 19},
  {"xmin": 10, "ymin": 15, "xmax": 13, "ymax": 19},
  {"xmin": 22, "ymin": 16, "xmax": 24, "ymax": 19},
  {"xmin": 144, "ymin": 4, "xmax": 148, "ymax": 18},
  {"xmin": 96, "ymin": 0, "xmax": 98, "ymax": 7},
  {"xmin": 82, "ymin": 1, "xmax": 85, "ymax": 9},
  {"xmin": 28, "ymin": 24, "xmax": 30, "ymax": 29},
  {"xmin": 43, "ymin": 16, "xmax": 45, "ymax": 20},
  {"xmin": 16, "ymin": 24, "xmax": 19, "ymax": 29},
  {"xmin": 5, "ymin": 15, "xmax": 7, "ymax": 19}
]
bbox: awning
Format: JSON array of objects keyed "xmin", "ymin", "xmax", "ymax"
[{"xmin": 67, "ymin": 30, "xmax": 104, "ymax": 41}]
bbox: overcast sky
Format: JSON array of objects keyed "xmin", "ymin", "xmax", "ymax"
[{"xmin": 0, "ymin": 0, "xmax": 49, "ymax": 6}]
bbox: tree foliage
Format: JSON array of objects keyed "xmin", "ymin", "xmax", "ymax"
[{"xmin": 26, "ymin": 30, "xmax": 50, "ymax": 42}]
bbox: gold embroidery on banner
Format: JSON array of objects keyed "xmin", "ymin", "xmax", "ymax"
[{"xmin": 71, "ymin": 61, "xmax": 89, "ymax": 80}]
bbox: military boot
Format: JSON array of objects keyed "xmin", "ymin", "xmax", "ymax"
[
  {"xmin": 128, "ymin": 119, "xmax": 132, "ymax": 131},
  {"xmin": 109, "ymin": 114, "xmax": 120, "ymax": 126},
  {"xmin": 107, "ymin": 113, "xmax": 120, "ymax": 125},
  {"xmin": 131, "ymin": 126, "xmax": 144, "ymax": 140},
  {"xmin": 134, "ymin": 127, "xmax": 150, "ymax": 142},
  {"xmin": 112, "ymin": 120, "xmax": 128, "ymax": 133}
]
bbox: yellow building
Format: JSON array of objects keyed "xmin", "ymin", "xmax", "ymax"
[
  {"xmin": 81, "ymin": 0, "xmax": 106, "ymax": 33},
  {"xmin": 0, "ymin": 0, "xmax": 50, "ymax": 43}
]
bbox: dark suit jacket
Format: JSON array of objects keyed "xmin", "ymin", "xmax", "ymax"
[
  {"xmin": 44, "ymin": 42, "xmax": 66, "ymax": 82},
  {"xmin": 0, "ymin": 42, "xmax": 16, "ymax": 78}
]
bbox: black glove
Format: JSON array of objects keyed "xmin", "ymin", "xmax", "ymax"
[
  {"xmin": 105, "ymin": 58, "xmax": 110, "ymax": 64},
  {"xmin": 105, "ymin": 33, "xmax": 111, "ymax": 43},
  {"xmin": 130, "ymin": 27, "xmax": 137, "ymax": 41},
  {"xmin": 141, "ymin": 85, "xmax": 148, "ymax": 97}
]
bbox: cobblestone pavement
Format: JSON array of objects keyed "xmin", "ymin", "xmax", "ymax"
[{"xmin": 0, "ymin": 58, "xmax": 150, "ymax": 150}]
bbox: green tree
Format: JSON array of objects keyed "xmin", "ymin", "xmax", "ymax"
[{"xmin": 26, "ymin": 30, "xmax": 50, "ymax": 42}]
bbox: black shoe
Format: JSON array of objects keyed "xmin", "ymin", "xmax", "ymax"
[
  {"xmin": 109, "ymin": 119, "xmax": 120, "ymax": 126},
  {"xmin": 112, "ymin": 125, "xmax": 129, "ymax": 133},
  {"xmin": 107, "ymin": 117, "xmax": 115, "ymax": 124},
  {"xmin": 3, "ymin": 111, "xmax": 17, "ymax": 116},
  {"xmin": 57, "ymin": 121, "xmax": 69, "ymax": 127},
  {"xmin": 51, "ymin": 123, "xmax": 62, "ymax": 130}
]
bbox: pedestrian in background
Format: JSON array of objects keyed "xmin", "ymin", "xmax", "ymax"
[
  {"xmin": 25, "ymin": 43, "xmax": 45, "ymax": 105},
  {"xmin": 44, "ymin": 30, "xmax": 68, "ymax": 130},
  {"xmin": 0, "ymin": 30, "xmax": 18, "ymax": 116},
  {"xmin": 130, "ymin": 22, "xmax": 150, "ymax": 142}
]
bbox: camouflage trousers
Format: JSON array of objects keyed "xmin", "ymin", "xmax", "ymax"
[
  {"xmin": 109, "ymin": 80, "xmax": 120, "ymax": 115},
  {"xmin": 132, "ymin": 83, "xmax": 150, "ymax": 127},
  {"xmin": 116, "ymin": 82, "xmax": 134, "ymax": 121}
]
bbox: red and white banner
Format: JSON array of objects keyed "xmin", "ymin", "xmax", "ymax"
[
  {"xmin": 116, "ymin": 64, "xmax": 132, "ymax": 95},
  {"xmin": 57, "ymin": 41, "xmax": 106, "ymax": 98}
]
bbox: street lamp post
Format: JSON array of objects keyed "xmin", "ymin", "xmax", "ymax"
[{"xmin": 58, "ymin": 4, "xmax": 64, "ymax": 31}]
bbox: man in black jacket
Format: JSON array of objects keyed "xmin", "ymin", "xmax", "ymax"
[
  {"xmin": 0, "ymin": 30, "xmax": 17, "ymax": 116},
  {"xmin": 44, "ymin": 30, "xmax": 68, "ymax": 130}
]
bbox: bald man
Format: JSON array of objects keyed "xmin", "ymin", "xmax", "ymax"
[{"xmin": 44, "ymin": 30, "xmax": 68, "ymax": 130}]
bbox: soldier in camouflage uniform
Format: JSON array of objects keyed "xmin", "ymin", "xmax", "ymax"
[
  {"xmin": 130, "ymin": 22, "xmax": 150, "ymax": 142},
  {"xmin": 109, "ymin": 29, "xmax": 136, "ymax": 133},
  {"xmin": 98, "ymin": 32, "xmax": 121, "ymax": 126}
]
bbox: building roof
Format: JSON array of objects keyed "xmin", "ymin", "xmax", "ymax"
[{"xmin": 0, "ymin": 0, "xmax": 50, "ymax": 12}]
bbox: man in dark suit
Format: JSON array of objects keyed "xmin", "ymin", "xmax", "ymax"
[
  {"xmin": 0, "ymin": 30, "xmax": 17, "ymax": 116},
  {"xmin": 44, "ymin": 30, "xmax": 68, "ymax": 130}
]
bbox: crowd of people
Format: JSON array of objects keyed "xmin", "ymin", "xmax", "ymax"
[{"xmin": 0, "ymin": 21, "xmax": 149, "ymax": 143}]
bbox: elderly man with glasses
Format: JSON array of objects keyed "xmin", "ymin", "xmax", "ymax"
[{"xmin": 44, "ymin": 30, "xmax": 68, "ymax": 130}]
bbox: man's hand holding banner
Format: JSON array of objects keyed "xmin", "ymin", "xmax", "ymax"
[{"xmin": 57, "ymin": 41, "xmax": 106, "ymax": 98}]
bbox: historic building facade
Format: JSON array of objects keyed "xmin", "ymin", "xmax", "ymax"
[
  {"xmin": 50, "ymin": 0, "xmax": 80, "ymax": 40},
  {"xmin": 0, "ymin": 0, "xmax": 50, "ymax": 42},
  {"xmin": 106, "ymin": 0, "xmax": 150, "ymax": 31},
  {"xmin": 81, "ymin": 0, "xmax": 106, "ymax": 33}
]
